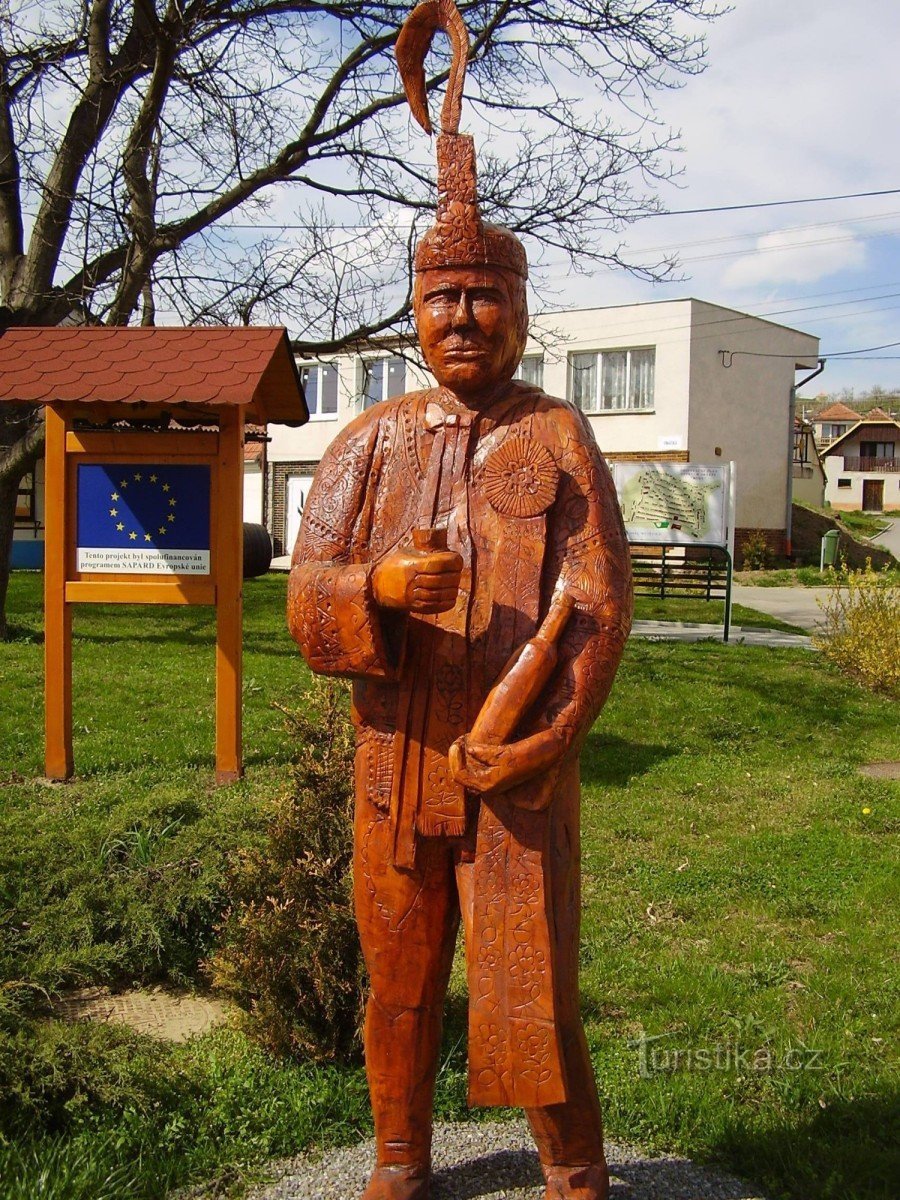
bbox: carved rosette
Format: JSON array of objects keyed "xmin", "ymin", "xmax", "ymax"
[{"xmin": 482, "ymin": 437, "xmax": 559, "ymax": 518}]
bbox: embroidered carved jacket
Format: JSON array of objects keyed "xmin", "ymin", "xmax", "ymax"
[{"xmin": 287, "ymin": 382, "xmax": 632, "ymax": 1107}]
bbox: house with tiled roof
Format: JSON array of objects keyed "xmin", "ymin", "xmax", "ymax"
[
  {"xmin": 811, "ymin": 401, "xmax": 860, "ymax": 448},
  {"xmin": 821, "ymin": 413, "xmax": 900, "ymax": 512}
]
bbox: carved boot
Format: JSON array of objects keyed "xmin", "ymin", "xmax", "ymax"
[
  {"xmin": 360, "ymin": 996, "xmax": 442, "ymax": 1200},
  {"xmin": 542, "ymin": 1162, "xmax": 610, "ymax": 1200},
  {"xmin": 360, "ymin": 1164, "xmax": 430, "ymax": 1200}
]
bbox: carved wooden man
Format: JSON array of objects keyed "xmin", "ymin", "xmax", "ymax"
[{"xmin": 288, "ymin": 3, "xmax": 632, "ymax": 1197}]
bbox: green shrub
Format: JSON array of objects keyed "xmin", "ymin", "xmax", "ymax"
[
  {"xmin": 740, "ymin": 529, "xmax": 771, "ymax": 571},
  {"xmin": 813, "ymin": 562, "xmax": 900, "ymax": 695},
  {"xmin": 210, "ymin": 679, "xmax": 364, "ymax": 1063}
]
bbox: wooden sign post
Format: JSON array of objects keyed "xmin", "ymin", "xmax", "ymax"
[{"xmin": 0, "ymin": 326, "xmax": 307, "ymax": 784}]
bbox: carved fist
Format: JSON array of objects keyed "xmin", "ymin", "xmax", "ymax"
[
  {"xmin": 449, "ymin": 728, "xmax": 566, "ymax": 802},
  {"xmin": 372, "ymin": 546, "xmax": 463, "ymax": 614}
]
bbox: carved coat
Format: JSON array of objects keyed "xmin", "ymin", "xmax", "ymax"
[{"xmin": 288, "ymin": 381, "xmax": 632, "ymax": 1108}]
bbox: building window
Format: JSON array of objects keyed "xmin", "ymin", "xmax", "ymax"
[
  {"xmin": 299, "ymin": 361, "xmax": 339, "ymax": 420},
  {"xmin": 569, "ymin": 347, "xmax": 655, "ymax": 413},
  {"xmin": 514, "ymin": 355, "xmax": 544, "ymax": 388},
  {"xmin": 825, "ymin": 423, "xmax": 848, "ymax": 439},
  {"xmin": 15, "ymin": 471, "xmax": 35, "ymax": 522},
  {"xmin": 359, "ymin": 356, "xmax": 406, "ymax": 409},
  {"xmin": 794, "ymin": 428, "xmax": 812, "ymax": 465},
  {"xmin": 859, "ymin": 441, "xmax": 895, "ymax": 459},
  {"xmin": 837, "ymin": 478, "xmax": 851, "ymax": 488}
]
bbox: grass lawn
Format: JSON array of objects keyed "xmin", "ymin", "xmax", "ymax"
[
  {"xmin": 632, "ymin": 595, "xmax": 804, "ymax": 633},
  {"xmin": 830, "ymin": 510, "xmax": 891, "ymax": 541},
  {"xmin": 1, "ymin": 571, "xmax": 898, "ymax": 1200},
  {"xmin": 735, "ymin": 567, "xmax": 900, "ymax": 588},
  {"xmin": 793, "ymin": 501, "xmax": 893, "ymax": 543}
]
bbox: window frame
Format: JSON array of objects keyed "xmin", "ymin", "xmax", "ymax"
[
  {"xmin": 298, "ymin": 361, "xmax": 340, "ymax": 421},
  {"xmin": 358, "ymin": 355, "xmax": 407, "ymax": 410},
  {"xmin": 837, "ymin": 477, "xmax": 852, "ymax": 489},
  {"xmin": 514, "ymin": 354, "xmax": 544, "ymax": 388},
  {"xmin": 15, "ymin": 470, "xmax": 36, "ymax": 523},
  {"xmin": 568, "ymin": 346, "xmax": 656, "ymax": 414},
  {"xmin": 859, "ymin": 440, "xmax": 895, "ymax": 460}
]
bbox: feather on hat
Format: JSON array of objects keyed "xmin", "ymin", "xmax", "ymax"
[{"xmin": 396, "ymin": 0, "xmax": 527, "ymax": 279}]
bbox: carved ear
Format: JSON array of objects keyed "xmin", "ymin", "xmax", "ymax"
[{"xmin": 396, "ymin": 0, "xmax": 469, "ymax": 136}]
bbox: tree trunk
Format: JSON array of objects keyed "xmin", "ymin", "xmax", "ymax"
[{"xmin": 0, "ymin": 472, "xmax": 19, "ymax": 640}]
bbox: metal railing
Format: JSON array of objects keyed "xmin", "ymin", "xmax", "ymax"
[
  {"xmin": 841, "ymin": 456, "xmax": 900, "ymax": 472},
  {"xmin": 630, "ymin": 543, "xmax": 733, "ymax": 641}
]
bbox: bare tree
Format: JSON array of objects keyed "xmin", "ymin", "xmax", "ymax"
[{"xmin": 0, "ymin": 0, "xmax": 722, "ymax": 635}]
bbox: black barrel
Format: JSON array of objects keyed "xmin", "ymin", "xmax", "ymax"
[{"xmin": 243, "ymin": 522, "xmax": 273, "ymax": 578}]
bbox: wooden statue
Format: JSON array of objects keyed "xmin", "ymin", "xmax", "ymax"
[{"xmin": 287, "ymin": 3, "xmax": 633, "ymax": 1196}]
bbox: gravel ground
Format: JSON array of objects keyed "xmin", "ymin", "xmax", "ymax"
[{"xmin": 245, "ymin": 1120, "xmax": 769, "ymax": 1200}]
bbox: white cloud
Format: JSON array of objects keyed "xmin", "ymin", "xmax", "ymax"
[{"xmin": 722, "ymin": 224, "xmax": 868, "ymax": 289}]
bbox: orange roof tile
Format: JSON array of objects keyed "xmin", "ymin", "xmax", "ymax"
[
  {"xmin": 814, "ymin": 402, "xmax": 859, "ymax": 421},
  {"xmin": 0, "ymin": 326, "xmax": 308, "ymax": 425},
  {"xmin": 863, "ymin": 406, "xmax": 893, "ymax": 421}
]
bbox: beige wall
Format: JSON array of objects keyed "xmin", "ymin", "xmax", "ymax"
[
  {"xmin": 243, "ymin": 461, "xmax": 263, "ymax": 526},
  {"xmin": 824, "ymin": 456, "xmax": 900, "ymax": 511},
  {"xmin": 268, "ymin": 353, "xmax": 431, "ymax": 464},
  {"xmin": 793, "ymin": 462, "xmax": 825, "ymax": 508},
  {"xmin": 686, "ymin": 301, "xmax": 819, "ymax": 530},
  {"xmin": 266, "ymin": 299, "xmax": 820, "ymax": 539},
  {"xmin": 528, "ymin": 301, "xmax": 692, "ymax": 455}
]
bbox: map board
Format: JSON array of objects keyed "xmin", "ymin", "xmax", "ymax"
[
  {"xmin": 613, "ymin": 462, "xmax": 731, "ymax": 547},
  {"xmin": 76, "ymin": 463, "xmax": 211, "ymax": 574}
]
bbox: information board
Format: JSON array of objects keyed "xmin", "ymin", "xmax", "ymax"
[
  {"xmin": 613, "ymin": 461, "xmax": 731, "ymax": 547},
  {"xmin": 76, "ymin": 463, "xmax": 211, "ymax": 574}
]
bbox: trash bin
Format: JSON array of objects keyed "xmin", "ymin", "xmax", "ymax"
[{"xmin": 820, "ymin": 528, "xmax": 840, "ymax": 569}]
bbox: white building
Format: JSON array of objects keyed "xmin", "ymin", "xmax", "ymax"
[
  {"xmin": 821, "ymin": 411, "xmax": 900, "ymax": 512},
  {"xmin": 266, "ymin": 299, "xmax": 820, "ymax": 563}
]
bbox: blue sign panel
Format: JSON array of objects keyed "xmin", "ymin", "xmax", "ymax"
[{"xmin": 76, "ymin": 463, "xmax": 211, "ymax": 574}]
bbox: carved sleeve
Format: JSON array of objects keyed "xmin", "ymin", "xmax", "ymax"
[
  {"xmin": 287, "ymin": 415, "xmax": 397, "ymax": 680},
  {"xmin": 537, "ymin": 409, "xmax": 633, "ymax": 754}
]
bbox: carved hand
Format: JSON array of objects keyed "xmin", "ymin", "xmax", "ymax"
[
  {"xmin": 449, "ymin": 727, "xmax": 566, "ymax": 802},
  {"xmin": 372, "ymin": 546, "xmax": 463, "ymax": 614}
]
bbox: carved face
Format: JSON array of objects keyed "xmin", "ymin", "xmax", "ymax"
[{"xmin": 414, "ymin": 266, "xmax": 527, "ymax": 400}]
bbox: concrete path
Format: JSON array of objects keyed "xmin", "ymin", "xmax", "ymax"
[
  {"xmin": 868, "ymin": 517, "xmax": 900, "ymax": 559},
  {"xmin": 729, "ymin": 586, "xmax": 830, "ymax": 634},
  {"xmin": 632, "ymin": 620, "xmax": 812, "ymax": 650}
]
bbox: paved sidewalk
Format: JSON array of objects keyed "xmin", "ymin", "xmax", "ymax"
[
  {"xmin": 632, "ymin": 620, "xmax": 813, "ymax": 650},
  {"xmin": 730, "ymin": 585, "xmax": 830, "ymax": 633}
]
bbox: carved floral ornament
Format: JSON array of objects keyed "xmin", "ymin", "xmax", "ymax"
[{"xmin": 482, "ymin": 437, "xmax": 559, "ymax": 518}]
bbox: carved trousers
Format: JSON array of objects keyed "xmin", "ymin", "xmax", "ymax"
[{"xmin": 353, "ymin": 791, "xmax": 605, "ymax": 1173}]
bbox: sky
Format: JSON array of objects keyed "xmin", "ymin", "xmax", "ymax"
[{"xmin": 532, "ymin": 0, "xmax": 900, "ymax": 400}]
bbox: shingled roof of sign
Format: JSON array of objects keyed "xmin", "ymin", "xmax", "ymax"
[{"xmin": 0, "ymin": 326, "xmax": 308, "ymax": 425}]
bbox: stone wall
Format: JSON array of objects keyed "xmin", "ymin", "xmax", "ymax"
[{"xmin": 790, "ymin": 504, "xmax": 896, "ymax": 569}]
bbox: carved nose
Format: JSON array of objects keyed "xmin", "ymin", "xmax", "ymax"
[{"xmin": 451, "ymin": 295, "xmax": 472, "ymax": 328}]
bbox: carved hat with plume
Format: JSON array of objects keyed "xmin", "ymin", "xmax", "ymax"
[{"xmin": 396, "ymin": 0, "xmax": 527, "ymax": 279}]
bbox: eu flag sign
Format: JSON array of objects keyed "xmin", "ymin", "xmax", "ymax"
[{"xmin": 76, "ymin": 464, "xmax": 212, "ymax": 574}]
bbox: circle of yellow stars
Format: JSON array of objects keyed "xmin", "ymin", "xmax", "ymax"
[{"xmin": 108, "ymin": 470, "xmax": 177, "ymax": 542}]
